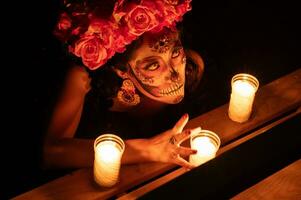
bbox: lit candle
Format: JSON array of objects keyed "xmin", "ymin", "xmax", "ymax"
[
  {"xmin": 189, "ymin": 130, "xmax": 221, "ymax": 167},
  {"xmin": 93, "ymin": 134, "xmax": 125, "ymax": 187},
  {"xmin": 228, "ymin": 73, "xmax": 259, "ymax": 123}
]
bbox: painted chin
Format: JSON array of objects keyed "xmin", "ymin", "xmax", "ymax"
[
  {"xmin": 172, "ymin": 95, "xmax": 184, "ymax": 104},
  {"xmin": 149, "ymin": 84, "xmax": 185, "ymax": 104}
]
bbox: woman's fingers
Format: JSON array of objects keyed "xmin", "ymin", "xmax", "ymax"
[
  {"xmin": 176, "ymin": 146, "xmax": 197, "ymax": 157},
  {"xmin": 172, "ymin": 126, "xmax": 202, "ymax": 145},
  {"xmin": 171, "ymin": 129, "xmax": 191, "ymax": 145},
  {"xmin": 174, "ymin": 156, "xmax": 195, "ymax": 169},
  {"xmin": 172, "ymin": 113, "xmax": 189, "ymax": 133}
]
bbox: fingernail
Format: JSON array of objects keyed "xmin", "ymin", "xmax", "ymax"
[
  {"xmin": 195, "ymin": 127, "xmax": 202, "ymax": 132},
  {"xmin": 191, "ymin": 127, "xmax": 202, "ymax": 135},
  {"xmin": 183, "ymin": 113, "xmax": 188, "ymax": 118}
]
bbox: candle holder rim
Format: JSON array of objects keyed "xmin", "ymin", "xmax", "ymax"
[
  {"xmin": 94, "ymin": 133, "xmax": 125, "ymax": 153},
  {"xmin": 231, "ymin": 73, "xmax": 259, "ymax": 90},
  {"xmin": 191, "ymin": 129, "xmax": 221, "ymax": 149}
]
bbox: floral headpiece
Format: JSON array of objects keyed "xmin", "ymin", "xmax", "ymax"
[{"xmin": 54, "ymin": 0, "xmax": 192, "ymax": 70}]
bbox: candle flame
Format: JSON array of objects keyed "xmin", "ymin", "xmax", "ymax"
[
  {"xmin": 192, "ymin": 137, "xmax": 217, "ymax": 156},
  {"xmin": 95, "ymin": 141, "xmax": 120, "ymax": 163}
]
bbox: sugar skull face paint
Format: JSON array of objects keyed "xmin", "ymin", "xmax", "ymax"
[
  {"xmin": 126, "ymin": 30, "xmax": 186, "ymax": 104},
  {"xmin": 149, "ymin": 33, "xmax": 173, "ymax": 54}
]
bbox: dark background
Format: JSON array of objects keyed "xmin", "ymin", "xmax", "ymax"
[{"xmin": 4, "ymin": 0, "xmax": 300, "ymax": 199}]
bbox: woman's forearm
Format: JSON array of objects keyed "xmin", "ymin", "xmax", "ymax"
[
  {"xmin": 43, "ymin": 137, "xmax": 154, "ymax": 169},
  {"xmin": 122, "ymin": 139, "xmax": 153, "ymax": 164},
  {"xmin": 43, "ymin": 138, "xmax": 94, "ymax": 169}
]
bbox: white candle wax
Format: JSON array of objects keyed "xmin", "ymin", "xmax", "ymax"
[
  {"xmin": 94, "ymin": 140, "xmax": 123, "ymax": 187},
  {"xmin": 190, "ymin": 136, "xmax": 218, "ymax": 166},
  {"xmin": 228, "ymin": 79, "xmax": 257, "ymax": 123}
]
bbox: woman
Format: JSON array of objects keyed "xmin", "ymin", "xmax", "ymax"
[{"xmin": 43, "ymin": 0, "xmax": 204, "ymax": 170}]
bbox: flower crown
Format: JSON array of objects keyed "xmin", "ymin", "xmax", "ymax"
[{"xmin": 54, "ymin": 0, "xmax": 192, "ymax": 70}]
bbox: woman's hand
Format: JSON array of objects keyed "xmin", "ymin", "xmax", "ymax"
[{"xmin": 147, "ymin": 114, "xmax": 201, "ymax": 169}]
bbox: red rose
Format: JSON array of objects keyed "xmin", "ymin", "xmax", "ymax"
[
  {"xmin": 73, "ymin": 35, "xmax": 108, "ymax": 70},
  {"xmin": 87, "ymin": 20, "xmax": 116, "ymax": 48},
  {"xmin": 112, "ymin": 33, "xmax": 127, "ymax": 53},
  {"xmin": 57, "ymin": 13, "xmax": 72, "ymax": 31},
  {"xmin": 71, "ymin": 27, "xmax": 81, "ymax": 36},
  {"xmin": 54, "ymin": 0, "xmax": 192, "ymax": 70},
  {"xmin": 125, "ymin": 5, "xmax": 158, "ymax": 36},
  {"xmin": 164, "ymin": 0, "xmax": 179, "ymax": 5},
  {"xmin": 176, "ymin": 0, "xmax": 192, "ymax": 17}
]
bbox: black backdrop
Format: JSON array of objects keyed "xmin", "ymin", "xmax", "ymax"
[{"xmin": 4, "ymin": 0, "xmax": 300, "ymax": 198}]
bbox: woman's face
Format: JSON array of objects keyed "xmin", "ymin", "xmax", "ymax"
[{"xmin": 126, "ymin": 30, "xmax": 186, "ymax": 104}]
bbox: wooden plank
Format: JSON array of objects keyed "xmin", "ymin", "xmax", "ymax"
[
  {"xmin": 13, "ymin": 68, "xmax": 301, "ymax": 200},
  {"xmin": 231, "ymin": 159, "xmax": 301, "ymax": 200},
  {"xmin": 12, "ymin": 163, "xmax": 176, "ymax": 200},
  {"xmin": 117, "ymin": 106, "xmax": 301, "ymax": 200}
]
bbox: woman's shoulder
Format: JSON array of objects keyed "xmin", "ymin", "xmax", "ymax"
[
  {"xmin": 63, "ymin": 64, "xmax": 92, "ymax": 95},
  {"xmin": 66, "ymin": 64, "xmax": 90, "ymax": 79}
]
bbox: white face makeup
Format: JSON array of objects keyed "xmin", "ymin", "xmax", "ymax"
[{"xmin": 126, "ymin": 30, "xmax": 186, "ymax": 104}]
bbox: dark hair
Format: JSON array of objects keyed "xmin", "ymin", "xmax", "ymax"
[{"xmin": 184, "ymin": 49, "xmax": 204, "ymax": 94}]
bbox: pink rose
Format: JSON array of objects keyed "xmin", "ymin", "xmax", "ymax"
[
  {"xmin": 125, "ymin": 5, "xmax": 158, "ymax": 36},
  {"xmin": 73, "ymin": 34, "xmax": 108, "ymax": 70}
]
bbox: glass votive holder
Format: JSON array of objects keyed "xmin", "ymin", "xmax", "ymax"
[
  {"xmin": 93, "ymin": 134, "xmax": 125, "ymax": 187},
  {"xmin": 228, "ymin": 73, "xmax": 259, "ymax": 123},
  {"xmin": 189, "ymin": 129, "xmax": 221, "ymax": 167}
]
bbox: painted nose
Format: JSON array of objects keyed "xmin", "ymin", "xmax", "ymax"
[{"xmin": 170, "ymin": 70, "xmax": 180, "ymax": 82}]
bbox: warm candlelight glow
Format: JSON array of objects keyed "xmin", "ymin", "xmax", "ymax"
[
  {"xmin": 95, "ymin": 141, "xmax": 120, "ymax": 162},
  {"xmin": 94, "ymin": 134, "xmax": 125, "ymax": 187},
  {"xmin": 233, "ymin": 80, "xmax": 256, "ymax": 96},
  {"xmin": 228, "ymin": 73, "xmax": 259, "ymax": 123},
  {"xmin": 190, "ymin": 130, "xmax": 221, "ymax": 167}
]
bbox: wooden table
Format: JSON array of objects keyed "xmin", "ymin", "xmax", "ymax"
[
  {"xmin": 121, "ymin": 108, "xmax": 300, "ymax": 199},
  {"xmin": 13, "ymin": 68, "xmax": 301, "ymax": 200}
]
